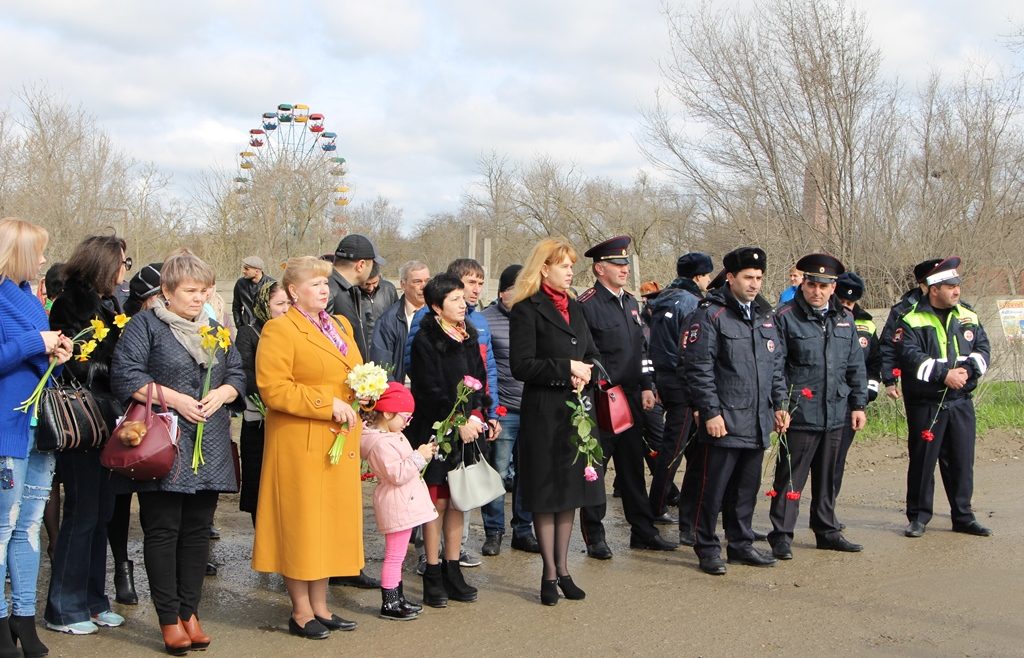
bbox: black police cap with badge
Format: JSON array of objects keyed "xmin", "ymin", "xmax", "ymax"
[
  {"xmin": 584, "ymin": 235, "xmax": 631, "ymax": 265},
  {"xmin": 923, "ymin": 257, "xmax": 961, "ymax": 287},
  {"xmin": 796, "ymin": 253, "xmax": 845, "ymax": 284},
  {"xmin": 722, "ymin": 246, "xmax": 767, "ymax": 273},
  {"xmin": 677, "ymin": 252, "xmax": 714, "ymax": 278},
  {"xmin": 835, "ymin": 272, "xmax": 865, "ymax": 302}
]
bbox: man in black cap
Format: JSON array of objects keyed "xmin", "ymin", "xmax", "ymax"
[
  {"xmin": 646, "ymin": 252, "xmax": 714, "ymax": 526},
  {"xmin": 768, "ymin": 254, "xmax": 867, "ymax": 560},
  {"xmin": 879, "ymin": 259, "xmax": 942, "ymax": 400},
  {"xmin": 577, "ymin": 236, "xmax": 676, "ymax": 557},
  {"xmin": 896, "ymin": 257, "xmax": 992, "ymax": 539},
  {"xmin": 682, "ymin": 246, "xmax": 789, "ymax": 574},
  {"xmin": 328, "ymin": 233, "xmax": 385, "ymax": 358},
  {"xmin": 833, "ymin": 272, "xmax": 882, "ymax": 516}
]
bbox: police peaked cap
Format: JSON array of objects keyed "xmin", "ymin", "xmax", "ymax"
[
  {"xmin": 796, "ymin": 253, "xmax": 845, "ymax": 284},
  {"xmin": 912, "ymin": 258, "xmax": 943, "ymax": 283},
  {"xmin": 722, "ymin": 247, "xmax": 766, "ymax": 274},
  {"xmin": 924, "ymin": 257, "xmax": 961, "ymax": 286},
  {"xmin": 676, "ymin": 252, "xmax": 714, "ymax": 278},
  {"xmin": 835, "ymin": 272, "xmax": 865, "ymax": 301},
  {"xmin": 584, "ymin": 235, "xmax": 631, "ymax": 265}
]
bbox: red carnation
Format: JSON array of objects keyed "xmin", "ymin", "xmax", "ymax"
[
  {"xmin": 921, "ymin": 429, "xmax": 935, "ymax": 442},
  {"xmin": 800, "ymin": 388, "xmax": 814, "ymax": 400},
  {"xmin": 495, "ymin": 405, "xmax": 508, "ymax": 417},
  {"xmin": 361, "ymin": 471, "xmax": 376, "ymax": 481},
  {"xmin": 648, "ymin": 450, "xmax": 659, "ymax": 458},
  {"xmin": 786, "ymin": 490, "xmax": 801, "ymax": 500},
  {"xmin": 765, "ymin": 488, "xmax": 778, "ymax": 498},
  {"xmin": 891, "ymin": 368, "xmax": 902, "ymax": 378}
]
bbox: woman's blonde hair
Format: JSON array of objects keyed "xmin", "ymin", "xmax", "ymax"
[
  {"xmin": 161, "ymin": 249, "xmax": 216, "ymax": 293},
  {"xmin": 281, "ymin": 256, "xmax": 332, "ymax": 302},
  {"xmin": 0, "ymin": 217, "xmax": 48, "ymax": 284},
  {"xmin": 509, "ymin": 237, "xmax": 578, "ymax": 307}
]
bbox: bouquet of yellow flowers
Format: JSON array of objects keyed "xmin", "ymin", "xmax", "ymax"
[
  {"xmin": 329, "ymin": 362, "xmax": 389, "ymax": 464},
  {"xmin": 192, "ymin": 324, "xmax": 232, "ymax": 473}
]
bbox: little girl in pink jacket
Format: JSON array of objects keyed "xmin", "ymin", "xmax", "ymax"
[{"xmin": 360, "ymin": 382, "xmax": 438, "ymax": 620}]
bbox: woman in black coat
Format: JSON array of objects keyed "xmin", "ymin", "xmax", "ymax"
[
  {"xmin": 509, "ymin": 237, "xmax": 602, "ymax": 606},
  {"xmin": 407, "ymin": 273, "xmax": 490, "ymax": 609}
]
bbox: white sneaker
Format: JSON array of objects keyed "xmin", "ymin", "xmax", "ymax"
[{"xmin": 46, "ymin": 620, "xmax": 98, "ymax": 635}]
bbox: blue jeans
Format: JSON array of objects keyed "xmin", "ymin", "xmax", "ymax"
[
  {"xmin": 481, "ymin": 412, "xmax": 532, "ymax": 536},
  {"xmin": 45, "ymin": 449, "xmax": 115, "ymax": 624},
  {"xmin": 0, "ymin": 430, "xmax": 56, "ymax": 617}
]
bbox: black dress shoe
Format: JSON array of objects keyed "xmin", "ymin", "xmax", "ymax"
[
  {"xmin": 329, "ymin": 570, "xmax": 380, "ymax": 589},
  {"xmin": 586, "ymin": 540, "xmax": 613, "ymax": 560},
  {"xmin": 511, "ymin": 534, "xmax": 541, "ymax": 553},
  {"xmin": 653, "ymin": 512, "xmax": 678, "ymax": 525},
  {"xmin": 314, "ymin": 613, "xmax": 357, "ymax": 632},
  {"xmin": 629, "ymin": 534, "xmax": 678, "ymax": 551},
  {"xmin": 698, "ymin": 555, "xmax": 727, "ymax": 575},
  {"xmin": 905, "ymin": 521, "xmax": 926, "ymax": 538},
  {"xmin": 727, "ymin": 546, "xmax": 777, "ymax": 566},
  {"xmin": 556, "ymin": 575, "xmax": 585, "ymax": 600},
  {"xmin": 540, "ymin": 579, "xmax": 559, "ymax": 606},
  {"xmin": 753, "ymin": 530, "xmax": 769, "ymax": 542},
  {"xmin": 205, "ymin": 562, "xmax": 217, "ymax": 576},
  {"xmin": 771, "ymin": 542, "xmax": 793, "ymax": 560},
  {"xmin": 678, "ymin": 529, "xmax": 696, "ymax": 547},
  {"xmin": 952, "ymin": 520, "xmax": 992, "ymax": 537},
  {"xmin": 815, "ymin": 534, "xmax": 863, "ymax": 552},
  {"xmin": 288, "ymin": 617, "xmax": 329, "ymax": 640},
  {"xmin": 481, "ymin": 532, "xmax": 503, "ymax": 556}
]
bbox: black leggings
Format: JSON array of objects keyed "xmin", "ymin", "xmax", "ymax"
[{"xmin": 107, "ymin": 493, "xmax": 133, "ymax": 563}]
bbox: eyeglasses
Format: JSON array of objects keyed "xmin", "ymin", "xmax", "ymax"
[
  {"xmin": 123, "ymin": 257, "xmax": 133, "ymax": 271},
  {"xmin": 398, "ymin": 413, "xmax": 414, "ymax": 423}
]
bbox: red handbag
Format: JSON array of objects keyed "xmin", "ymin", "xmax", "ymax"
[
  {"xmin": 592, "ymin": 360, "xmax": 634, "ymax": 434},
  {"xmin": 100, "ymin": 383, "xmax": 179, "ymax": 481}
]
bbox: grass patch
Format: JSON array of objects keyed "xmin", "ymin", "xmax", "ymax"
[{"xmin": 859, "ymin": 381, "xmax": 1024, "ymax": 441}]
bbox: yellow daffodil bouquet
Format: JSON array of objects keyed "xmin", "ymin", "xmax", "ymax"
[
  {"xmin": 329, "ymin": 362, "xmax": 389, "ymax": 464},
  {"xmin": 15, "ymin": 314, "xmax": 129, "ymax": 417},
  {"xmin": 192, "ymin": 325, "xmax": 231, "ymax": 473}
]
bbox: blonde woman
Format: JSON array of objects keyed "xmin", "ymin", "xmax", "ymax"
[{"xmin": 253, "ymin": 256, "xmax": 364, "ymax": 640}]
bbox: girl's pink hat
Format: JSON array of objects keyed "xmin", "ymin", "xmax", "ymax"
[{"xmin": 374, "ymin": 381, "xmax": 415, "ymax": 413}]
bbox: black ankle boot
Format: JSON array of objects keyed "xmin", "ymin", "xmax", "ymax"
[
  {"xmin": 441, "ymin": 559, "xmax": 478, "ymax": 602},
  {"xmin": 380, "ymin": 587, "xmax": 419, "ymax": 621},
  {"xmin": 397, "ymin": 582, "xmax": 422, "ymax": 614},
  {"xmin": 114, "ymin": 560, "xmax": 139, "ymax": 605},
  {"xmin": 421, "ymin": 563, "xmax": 448, "ymax": 608},
  {"xmin": 540, "ymin": 579, "xmax": 559, "ymax": 606},
  {"xmin": 0, "ymin": 617, "xmax": 26, "ymax": 658},
  {"xmin": 556, "ymin": 575, "xmax": 586, "ymax": 600}
]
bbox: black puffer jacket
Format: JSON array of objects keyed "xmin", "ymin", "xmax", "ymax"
[
  {"xmin": 647, "ymin": 278, "xmax": 703, "ymax": 374},
  {"xmin": 682, "ymin": 288, "xmax": 787, "ymax": 449},
  {"xmin": 879, "ymin": 288, "xmax": 922, "ymax": 385}
]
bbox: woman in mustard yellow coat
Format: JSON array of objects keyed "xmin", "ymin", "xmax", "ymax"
[{"xmin": 253, "ymin": 256, "xmax": 364, "ymax": 640}]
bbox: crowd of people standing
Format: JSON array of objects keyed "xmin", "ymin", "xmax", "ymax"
[{"xmin": 0, "ymin": 214, "xmax": 995, "ymax": 655}]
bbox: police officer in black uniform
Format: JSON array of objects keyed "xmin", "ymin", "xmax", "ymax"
[
  {"xmin": 577, "ymin": 236, "xmax": 677, "ymax": 558},
  {"xmin": 767, "ymin": 254, "xmax": 867, "ymax": 560},
  {"xmin": 879, "ymin": 258, "xmax": 942, "ymax": 400},
  {"xmin": 682, "ymin": 247, "xmax": 788, "ymax": 575},
  {"xmin": 896, "ymin": 257, "xmax": 992, "ymax": 538}
]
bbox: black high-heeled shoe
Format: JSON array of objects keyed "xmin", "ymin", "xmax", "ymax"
[
  {"xmin": 556, "ymin": 575, "xmax": 586, "ymax": 600},
  {"xmin": 313, "ymin": 614, "xmax": 357, "ymax": 632},
  {"xmin": 540, "ymin": 579, "xmax": 559, "ymax": 606},
  {"xmin": 287, "ymin": 617, "xmax": 329, "ymax": 640}
]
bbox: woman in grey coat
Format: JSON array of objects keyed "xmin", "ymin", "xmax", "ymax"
[{"xmin": 111, "ymin": 250, "xmax": 244, "ymax": 656}]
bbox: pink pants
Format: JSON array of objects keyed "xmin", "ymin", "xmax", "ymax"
[{"xmin": 381, "ymin": 528, "xmax": 413, "ymax": 589}]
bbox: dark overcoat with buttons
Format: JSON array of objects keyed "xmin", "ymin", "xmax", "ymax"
[{"xmin": 510, "ymin": 291, "xmax": 605, "ymax": 513}]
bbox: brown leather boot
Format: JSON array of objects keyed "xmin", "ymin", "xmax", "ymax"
[
  {"xmin": 180, "ymin": 614, "xmax": 211, "ymax": 650},
  {"xmin": 160, "ymin": 620, "xmax": 192, "ymax": 656}
]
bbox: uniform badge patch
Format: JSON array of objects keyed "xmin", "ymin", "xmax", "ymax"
[
  {"xmin": 963, "ymin": 329, "xmax": 974, "ymax": 341},
  {"xmin": 688, "ymin": 324, "xmax": 700, "ymax": 344},
  {"xmin": 859, "ymin": 336, "xmax": 869, "ymax": 348},
  {"xmin": 767, "ymin": 339, "xmax": 775, "ymax": 353},
  {"xmin": 893, "ymin": 327, "xmax": 904, "ymax": 343}
]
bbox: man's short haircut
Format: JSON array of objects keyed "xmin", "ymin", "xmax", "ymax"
[
  {"xmin": 446, "ymin": 258, "xmax": 485, "ymax": 280},
  {"xmin": 399, "ymin": 260, "xmax": 429, "ymax": 282}
]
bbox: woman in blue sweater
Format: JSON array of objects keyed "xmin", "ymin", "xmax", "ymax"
[{"xmin": 0, "ymin": 217, "xmax": 73, "ymax": 658}]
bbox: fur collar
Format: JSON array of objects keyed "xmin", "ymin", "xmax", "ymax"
[{"xmin": 419, "ymin": 311, "xmax": 480, "ymax": 353}]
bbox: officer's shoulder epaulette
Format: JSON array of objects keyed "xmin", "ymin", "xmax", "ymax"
[
  {"xmin": 698, "ymin": 298, "xmax": 713, "ymax": 309},
  {"xmin": 577, "ymin": 287, "xmax": 597, "ymax": 303},
  {"xmin": 959, "ymin": 300, "xmax": 975, "ymax": 310}
]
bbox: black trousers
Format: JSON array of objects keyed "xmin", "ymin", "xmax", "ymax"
[
  {"xmin": 692, "ymin": 444, "xmax": 762, "ymax": 558},
  {"xmin": 581, "ymin": 390, "xmax": 658, "ymax": 543},
  {"xmin": 649, "ymin": 376, "xmax": 690, "ymax": 516},
  {"xmin": 138, "ymin": 491, "xmax": 218, "ymax": 626},
  {"xmin": 107, "ymin": 493, "xmax": 133, "ymax": 564},
  {"xmin": 768, "ymin": 428, "xmax": 843, "ymax": 544},
  {"xmin": 834, "ymin": 423, "xmax": 857, "ymax": 500},
  {"xmin": 905, "ymin": 398, "xmax": 976, "ymax": 526}
]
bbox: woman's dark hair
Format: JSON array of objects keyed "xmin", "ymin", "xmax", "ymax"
[
  {"xmin": 44, "ymin": 263, "xmax": 65, "ymax": 300},
  {"xmin": 63, "ymin": 235, "xmax": 127, "ymax": 296},
  {"xmin": 423, "ymin": 273, "xmax": 464, "ymax": 311}
]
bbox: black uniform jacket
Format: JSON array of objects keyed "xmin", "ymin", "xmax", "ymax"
[
  {"xmin": 577, "ymin": 283, "xmax": 652, "ymax": 391},
  {"xmin": 682, "ymin": 288, "xmax": 786, "ymax": 449},
  {"xmin": 775, "ymin": 296, "xmax": 868, "ymax": 432},
  {"xmin": 647, "ymin": 278, "xmax": 703, "ymax": 374},
  {"xmin": 879, "ymin": 288, "xmax": 922, "ymax": 386}
]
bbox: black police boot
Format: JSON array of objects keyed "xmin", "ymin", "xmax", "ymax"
[
  {"xmin": 8, "ymin": 615, "xmax": 47, "ymax": 658},
  {"xmin": 396, "ymin": 582, "xmax": 422, "ymax": 615},
  {"xmin": 441, "ymin": 560, "xmax": 478, "ymax": 602},
  {"xmin": 380, "ymin": 587, "xmax": 419, "ymax": 621},
  {"xmin": 421, "ymin": 563, "xmax": 448, "ymax": 608},
  {"xmin": 114, "ymin": 560, "xmax": 139, "ymax": 605}
]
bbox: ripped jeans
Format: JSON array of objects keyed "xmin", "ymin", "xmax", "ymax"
[{"xmin": 0, "ymin": 430, "xmax": 56, "ymax": 617}]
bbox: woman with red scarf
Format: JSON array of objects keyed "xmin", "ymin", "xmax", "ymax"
[{"xmin": 508, "ymin": 238, "xmax": 603, "ymax": 606}]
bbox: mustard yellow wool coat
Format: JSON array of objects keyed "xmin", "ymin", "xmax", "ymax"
[{"xmin": 252, "ymin": 308, "xmax": 365, "ymax": 580}]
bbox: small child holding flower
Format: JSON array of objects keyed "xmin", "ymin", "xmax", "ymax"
[{"xmin": 360, "ymin": 382, "xmax": 438, "ymax": 621}]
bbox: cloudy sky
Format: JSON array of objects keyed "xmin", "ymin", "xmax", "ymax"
[{"xmin": 1, "ymin": 0, "xmax": 1021, "ymax": 228}]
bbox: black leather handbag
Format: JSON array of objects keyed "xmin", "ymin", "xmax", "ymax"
[{"xmin": 35, "ymin": 373, "xmax": 110, "ymax": 452}]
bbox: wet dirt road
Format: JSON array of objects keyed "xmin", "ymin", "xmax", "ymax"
[{"xmin": 38, "ymin": 431, "xmax": 1024, "ymax": 657}]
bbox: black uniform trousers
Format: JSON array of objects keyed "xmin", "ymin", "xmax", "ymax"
[
  {"xmin": 581, "ymin": 389, "xmax": 658, "ymax": 543},
  {"xmin": 834, "ymin": 423, "xmax": 857, "ymax": 500},
  {"xmin": 768, "ymin": 428, "xmax": 843, "ymax": 544},
  {"xmin": 905, "ymin": 398, "xmax": 977, "ymax": 526},
  {"xmin": 691, "ymin": 443, "xmax": 761, "ymax": 558},
  {"xmin": 648, "ymin": 375, "xmax": 689, "ymax": 516}
]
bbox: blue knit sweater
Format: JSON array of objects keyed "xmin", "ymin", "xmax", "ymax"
[{"xmin": 0, "ymin": 278, "xmax": 53, "ymax": 458}]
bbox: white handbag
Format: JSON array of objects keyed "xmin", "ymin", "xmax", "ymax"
[{"xmin": 448, "ymin": 441, "xmax": 506, "ymax": 512}]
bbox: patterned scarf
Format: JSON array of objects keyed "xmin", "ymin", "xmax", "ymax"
[
  {"xmin": 153, "ymin": 305, "xmax": 213, "ymax": 366},
  {"xmin": 542, "ymin": 282, "xmax": 570, "ymax": 323},
  {"xmin": 296, "ymin": 307, "xmax": 349, "ymax": 356},
  {"xmin": 437, "ymin": 316, "xmax": 470, "ymax": 343}
]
